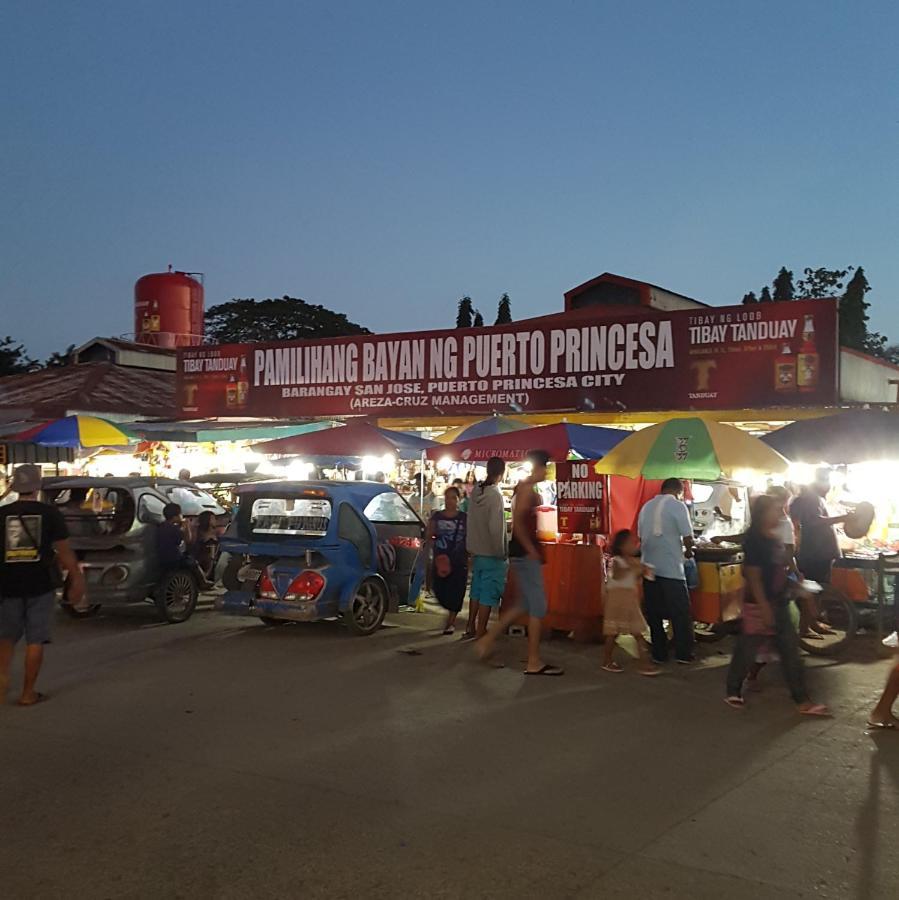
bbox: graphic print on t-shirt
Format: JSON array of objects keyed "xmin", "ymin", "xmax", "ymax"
[{"xmin": 5, "ymin": 515, "xmax": 42, "ymax": 563}]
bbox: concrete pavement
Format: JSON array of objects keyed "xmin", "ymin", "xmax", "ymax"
[{"xmin": 1, "ymin": 605, "xmax": 897, "ymax": 898}]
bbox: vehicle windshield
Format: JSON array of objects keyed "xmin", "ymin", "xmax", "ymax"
[
  {"xmin": 44, "ymin": 486, "xmax": 136, "ymax": 536},
  {"xmin": 363, "ymin": 491, "xmax": 421, "ymax": 524},
  {"xmin": 247, "ymin": 495, "xmax": 332, "ymax": 537},
  {"xmin": 159, "ymin": 484, "xmax": 225, "ymax": 516}
]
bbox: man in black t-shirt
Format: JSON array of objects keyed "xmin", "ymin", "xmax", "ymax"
[{"xmin": 0, "ymin": 465, "xmax": 87, "ymax": 706}]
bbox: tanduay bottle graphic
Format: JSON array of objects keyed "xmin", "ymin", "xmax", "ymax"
[
  {"xmin": 797, "ymin": 314, "xmax": 819, "ymax": 393},
  {"xmin": 236, "ymin": 357, "xmax": 249, "ymax": 407},
  {"xmin": 225, "ymin": 374, "xmax": 238, "ymax": 408},
  {"xmin": 775, "ymin": 344, "xmax": 796, "ymax": 392}
]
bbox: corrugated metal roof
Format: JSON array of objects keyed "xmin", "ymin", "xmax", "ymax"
[{"xmin": 0, "ymin": 363, "xmax": 175, "ymax": 418}]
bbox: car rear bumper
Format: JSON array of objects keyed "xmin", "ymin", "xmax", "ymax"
[{"xmin": 216, "ymin": 593, "xmax": 320, "ymax": 622}]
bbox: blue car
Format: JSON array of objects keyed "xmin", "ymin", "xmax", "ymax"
[{"xmin": 217, "ymin": 481, "xmax": 426, "ymax": 635}]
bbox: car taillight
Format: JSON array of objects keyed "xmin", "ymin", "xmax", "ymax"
[
  {"xmin": 284, "ymin": 571, "xmax": 325, "ymax": 601},
  {"xmin": 257, "ymin": 572, "xmax": 278, "ymax": 600}
]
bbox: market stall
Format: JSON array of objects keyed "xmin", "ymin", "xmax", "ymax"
[
  {"xmin": 427, "ymin": 422, "xmax": 630, "ymax": 634},
  {"xmin": 597, "ymin": 417, "xmax": 790, "ymax": 635},
  {"xmin": 254, "ymin": 421, "xmax": 439, "ymax": 512},
  {"xmin": 763, "ymin": 410, "xmax": 899, "ymax": 644}
]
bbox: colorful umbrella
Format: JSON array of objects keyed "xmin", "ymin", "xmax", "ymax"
[
  {"xmin": 594, "ymin": 418, "xmax": 788, "ymax": 480},
  {"xmin": 253, "ymin": 421, "xmax": 437, "ymax": 460},
  {"xmin": 426, "ymin": 423, "xmax": 628, "ymax": 463},
  {"xmin": 436, "ymin": 416, "xmax": 530, "ymax": 444},
  {"xmin": 12, "ymin": 415, "xmax": 135, "ymax": 449}
]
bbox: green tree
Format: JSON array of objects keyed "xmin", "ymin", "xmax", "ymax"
[
  {"xmin": 796, "ymin": 267, "xmax": 851, "ymax": 299},
  {"xmin": 881, "ymin": 344, "xmax": 899, "ymax": 366},
  {"xmin": 456, "ymin": 296, "xmax": 474, "ymax": 329},
  {"xmin": 473, "ymin": 310, "xmax": 485, "ymax": 327},
  {"xmin": 0, "ymin": 336, "xmax": 34, "ymax": 376},
  {"xmin": 839, "ymin": 267, "xmax": 871, "ymax": 352},
  {"xmin": 205, "ymin": 296, "xmax": 370, "ymax": 343},
  {"xmin": 759, "ymin": 286, "xmax": 773, "ymax": 303},
  {"xmin": 45, "ymin": 344, "xmax": 75, "ymax": 368},
  {"xmin": 772, "ymin": 267, "xmax": 795, "ymax": 301},
  {"xmin": 741, "ymin": 291, "xmax": 758, "ymax": 305},
  {"xmin": 495, "ymin": 293, "xmax": 513, "ymax": 325}
]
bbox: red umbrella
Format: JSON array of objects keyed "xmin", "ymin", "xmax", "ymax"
[
  {"xmin": 426, "ymin": 423, "xmax": 627, "ymax": 463},
  {"xmin": 253, "ymin": 421, "xmax": 436, "ymax": 459}
]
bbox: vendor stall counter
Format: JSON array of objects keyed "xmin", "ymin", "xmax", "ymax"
[{"xmin": 501, "ymin": 541, "xmax": 606, "ymax": 637}]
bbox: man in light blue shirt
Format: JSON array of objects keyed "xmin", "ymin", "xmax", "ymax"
[{"xmin": 637, "ymin": 478, "xmax": 695, "ymax": 664}]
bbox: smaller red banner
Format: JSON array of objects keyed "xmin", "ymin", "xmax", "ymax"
[{"xmin": 556, "ymin": 461, "xmax": 607, "ymax": 534}]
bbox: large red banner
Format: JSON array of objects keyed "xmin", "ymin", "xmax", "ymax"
[{"xmin": 177, "ymin": 299, "xmax": 838, "ymax": 417}]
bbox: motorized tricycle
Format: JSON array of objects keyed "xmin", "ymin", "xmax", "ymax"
[
  {"xmin": 42, "ymin": 476, "xmax": 224, "ymax": 623},
  {"xmin": 217, "ymin": 480, "xmax": 426, "ymax": 635}
]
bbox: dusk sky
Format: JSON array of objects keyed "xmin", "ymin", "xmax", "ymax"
[{"xmin": 2, "ymin": 1, "xmax": 896, "ymax": 359}]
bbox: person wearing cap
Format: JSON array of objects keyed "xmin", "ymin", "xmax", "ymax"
[{"xmin": 0, "ymin": 465, "xmax": 87, "ymax": 706}]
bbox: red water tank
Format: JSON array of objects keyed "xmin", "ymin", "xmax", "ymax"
[{"xmin": 135, "ymin": 268, "xmax": 204, "ymax": 348}]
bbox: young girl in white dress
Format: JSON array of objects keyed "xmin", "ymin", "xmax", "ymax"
[{"xmin": 602, "ymin": 530, "xmax": 661, "ymax": 676}]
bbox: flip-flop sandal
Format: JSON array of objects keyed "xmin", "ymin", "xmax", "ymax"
[
  {"xmin": 601, "ymin": 663, "xmax": 624, "ymax": 673},
  {"xmin": 866, "ymin": 720, "xmax": 897, "ymax": 730},
  {"xmin": 442, "ymin": 628, "xmax": 455, "ymax": 636},
  {"xmin": 724, "ymin": 696, "xmax": 745, "ymax": 709},
  {"xmin": 800, "ymin": 632, "xmax": 825, "ymax": 641},
  {"xmin": 459, "ymin": 632, "xmax": 477, "ymax": 642},
  {"xmin": 799, "ymin": 704, "xmax": 831, "ymax": 717},
  {"xmin": 17, "ymin": 692, "xmax": 48, "ymax": 707},
  {"xmin": 524, "ymin": 664, "xmax": 564, "ymax": 676},
  {"xmin": 639, "ymin": 668, "xmax": 662, "ymax": 677}
]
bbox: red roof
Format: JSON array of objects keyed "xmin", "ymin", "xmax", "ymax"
[{"xmin": 0, "ymin": 362, "xmax": 176, "ymax": 418}]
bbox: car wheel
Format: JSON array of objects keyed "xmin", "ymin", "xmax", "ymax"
[
  {"xmin": 259, "ymin": 616, "xmax": 289, "ymax": 627},
  {"xmin": 155, "ymin": 570, "xmax": 199, "ymax": 624},
  {"xmin": 345, "ymin": 578, "xmax": 387, "ymax": 636}
]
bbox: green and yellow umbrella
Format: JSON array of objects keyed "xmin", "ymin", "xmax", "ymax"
[{"xmin": 594, "ymin": 418, "xmax": 788, "ymax": 481}]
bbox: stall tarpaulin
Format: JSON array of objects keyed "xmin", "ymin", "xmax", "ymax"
[
  {"xmin": 761, "ymin": 409, "xmax": 899, "ymax": 464},
  {"xmin": 253, "ymin": 421, "xmax": 437, "ymax": 460},
  {"xmin": 436, "ymin": 416, "xmax": 529, "ymax": 443},
  {"xmin": 177, "ymin": 299, "xmax": 839, "ymax": 418},
  {"xmin": 425, "ymin": 423, "xmax": 628, "ymax": 463}
]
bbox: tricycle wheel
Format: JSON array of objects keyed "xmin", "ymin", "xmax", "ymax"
[
  {"xmin": 154, "ymin": 569, "xmax": 199, "ymax": 624},
  {"xmin": 798, "ymin": 586, "xmax": 857, "ymax": 656},
  {"xmin": 258, "ymin": 616, "xmax": 289, "ymax": 627},
  {"xmin": 345, "ymin": 578, "xmax": 387, "ymax": 636}
]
